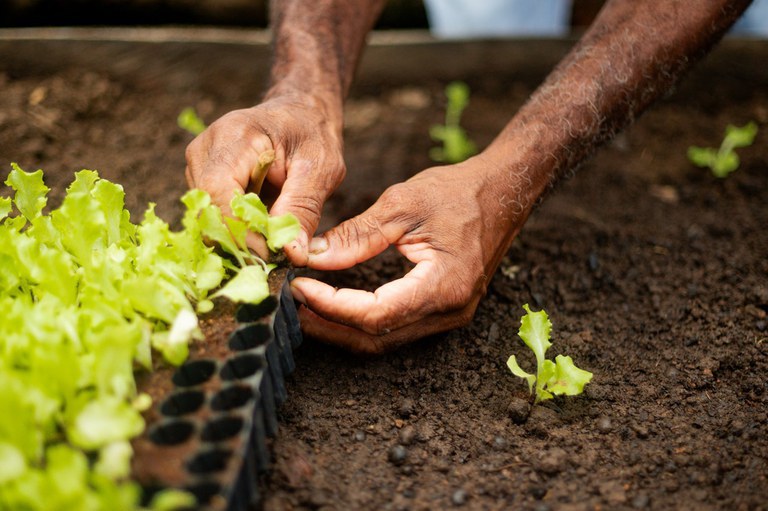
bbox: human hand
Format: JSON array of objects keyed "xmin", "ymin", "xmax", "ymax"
[
  {"xmin": 184, "ymin": 93, "xmax": 345, "ymax": 264},
  {"xmin": 290, "ymin": 155, "xmax": 536, "ymax": 354}
]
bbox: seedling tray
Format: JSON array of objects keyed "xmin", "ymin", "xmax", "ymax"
[{"xmin": 131, "ymin": 268, "xmax": 301, "ymax": 510}]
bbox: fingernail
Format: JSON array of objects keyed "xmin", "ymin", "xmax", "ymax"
[
  {"xmin": 290, "ymin": 282, "xmax": 307, "ymax": 305},
  {"xmin": 309, "ymin": 236, "xmax": 328, "ymax": 255},
  {"xmin": 294, "ymin": 229, "xmax": 308, "ymax": 254}
]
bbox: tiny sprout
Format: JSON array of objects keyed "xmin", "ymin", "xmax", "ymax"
[
  {"xmin": 507, "ymin": 304, "xmax": 593, "ymax": 404},
  {"xmin": 430, "ymin": 81, "xmax": 477, "ymax": 164},
  {"xmin": 177, "ymin": 107, "xmax": 207, "ymax": 136},
  {"xmin": 687, "ymin": 121, "xmax": 758, "ymax": 178}
]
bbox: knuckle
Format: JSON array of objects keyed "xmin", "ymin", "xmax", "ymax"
[
  {"xmin": 378, "ymin": 184, "xmax": 432, "ymax": 227},
  {"xmin": 333, "ymin": 218, "xmax": 369, "ymax": 250},
  {"xmin": 288, "ymin": 195, "xmax": 324, "ymax": 222}
]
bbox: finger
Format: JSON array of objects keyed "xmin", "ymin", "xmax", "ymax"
[
  {"xmin": 269, "ymin": 159, "xmax": 337, "ymax": 267},
  {"xmin": 185, "ymin": 161, "xmax": 246, "ymax": 218},
  {"xmin": 296, "ymin": 303, "xmax": 470, "ymax": 355},
  {"xmin": 290, "ymin": 260, "xmax": 440, "ymax": 334},
  {"xmin": 305, "ymin": 209, "xmax": 412, "ymax": 272}
]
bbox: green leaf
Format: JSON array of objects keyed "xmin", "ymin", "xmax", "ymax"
[
  {"xmin": 195, "ymin": 251, "xmax": 226, "ymax": 292},
  {"xmin": 517, "ymin": 303, "xmax": 552, "ymax": 374},
  {"xmin": 0, "ymin": 197, "xmax": 11, "ymax": 220},
  {"xmin": 68, "ymin": 397, "xmax": 145, "ymax": 450},
  {"xmin": 94, "ymin": 441, "xmax": 133, "ymax": 480},
  {"xmin": 198, "ymin": 204, "xmax": 243, "ymax": 265},
  {"xmin": 213, "ymin": 264, "xmax": 269, "ymax": 304},
  {"xmin": 687, "ymin": 146, "xmax": 716, "ymax": 168},
  {"xmin": 6, "ymin": 163, "xmax": 49, "ymax": 221},
  {"xmin": 445, "ymin": 81, "xmax": 470, "ymax": 113},
  {"xmin": 711, "ymin": 151, "xmax": 739, "ymax": 178},
  {"xmin": 429, "ymin": 82, "xmax": 477, "ymax": 164},
  {"xmin": 724, "ymin": 121, "xmax": 758, "ymax": 148},
  {"xmin": 92, "ymin": 178, "xmax": 127, "ymax": 246},
  {"xmin": 547, "ymin": 355, "xmax": 594, "ymax": 397},
  {"xmin": 0, "ymin": 441, "xmax": 27, "ymax": 484},
  {"xmin": 537, "ymin": 359, "xmax": 557, "ymax": 402},
  {"xmin": 267, "ymin": 213, "xmax": 301, "ymax": 251},
  {"xmin": 506, "ymin": 355, "xmax": 535, "ymax": 393},
  {"xmin": 231, "ymin": 192, "xmax": 269, "ymax": 236},
  {"xmin": 150, "ymin": 489, "xmax": 198, "ymax": 511},
  {"xmin": 177, "ymin": 107, "xmax": 207, "ymax": 136}
]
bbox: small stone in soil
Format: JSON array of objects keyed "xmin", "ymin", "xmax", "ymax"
[
  {"xmin": 529, "ymin": 405, "xmax": 558, "ymax": 423},
  {"xmin": 492, "ymin": 436, "xmax": 507, "ymax": 450},
  {"xmin": 399, "ymin": 425, "xmax": 417, "ymax": 445},
  {"xmin": 399, "ymin": 398, "xmax": 416, "ymax": 418},
  {"xmin": 598, "ymin": 480, "xmax": 627, "ymax": 505},
  {"xmin": 536, "ymin": 447, "xmax": 568, "ymax": 475},
  {"xmin": 354, "ymin": 431, "xmax": 366, "ymax": 442},
  {"xmin": 529, "ymin": 486, "xmax": 548, "ymax": 499},
  {"xmin": 507, "ymin": 397, "xmax": 530, "ymax": 424},
  {"xmin": 389, "ymin": 444, "xmax": 408, "ymax": 465},
  {"xmin": 597, "ymin": 416, "xmax": 612, "ymax": 433},
  {"xmin": 451, "ymin": 489, "xmax": 467, "ymax": 506},
  {"xmin": 631, "ymin": 493, "xmax": 650, "ymax": 509},
  {"xmin": 632, "ymin": 423, "xmax": 650, "ymax": 439}
]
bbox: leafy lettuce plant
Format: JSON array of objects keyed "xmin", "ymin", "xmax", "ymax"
[
  {"xmin": 0, "ymin": 163, "xmax": 298, "ymax": 510},
  {"xmin": 430, "ymin": 81, "xmax": 477, "ymax": 164},
  {"xmin": 687, "ymin": 121, "xmax": 758, "ymax": 178},
  {"xmin": 507, "ymin": 304, "xmax": 593, "ymax": 403}
]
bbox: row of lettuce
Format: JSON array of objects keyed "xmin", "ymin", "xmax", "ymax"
[{"xmin": 0, "ymin": 164, "xmax": 298, "ymax": 510}]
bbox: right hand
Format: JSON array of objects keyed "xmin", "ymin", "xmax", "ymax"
[{"xmin": 184, "ymin": 92, "xmax": 345, "ymax": 265}]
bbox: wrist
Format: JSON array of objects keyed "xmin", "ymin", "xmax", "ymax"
[
  {"xmin": 262, "ymin": 85, "xmax": 344, "ymax": 134},
  {"xmin": 475, "ymin": 126, "xmax": 557, "ymax": 214}
]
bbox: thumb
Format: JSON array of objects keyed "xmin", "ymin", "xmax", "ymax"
[{"xmin": 307, "ymin": 204, "xmax": 409, "ymax": 271}]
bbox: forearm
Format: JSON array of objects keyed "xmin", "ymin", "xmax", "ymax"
[
  {"xmin": 483, "ymin": 0, "xmax": 751, "ymax": 212},
  {"xmin": 265, "ymin": 0, "xmax": 386, "ymax": 127}
]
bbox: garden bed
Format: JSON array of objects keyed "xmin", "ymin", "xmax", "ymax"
[{"xmin": 1, "ymin": 28, "xmax": 766, "ymax": 511}]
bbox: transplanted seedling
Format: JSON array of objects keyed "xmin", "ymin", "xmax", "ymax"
[
  {"xmin": 507, "ymin": 304, "xmax": 593, "ymax": 404},
  {"xmin": 430, "ymin": 81, "xmax": 477, "ymax": 164},
  {"xmin": 687, "ymin": 121, "xmax": 758, "ymax": 178}
]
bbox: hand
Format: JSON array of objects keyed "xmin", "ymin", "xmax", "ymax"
[
  {"xmin": 290, "ymin": 155, "xmax": 535, "ymax": 354},
  {"xmin": 184, "ymin": 93, "xmax": 345, "ymax": 264}
]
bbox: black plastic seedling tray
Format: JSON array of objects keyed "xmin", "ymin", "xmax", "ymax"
[{"xmin": 134, "ymin": 269, "xmax": 301, "ymax": 510}]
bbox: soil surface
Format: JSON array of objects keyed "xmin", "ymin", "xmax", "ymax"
[{"xmin": 1, "ymin": 32, "xmax": 766, "ymax": 511}]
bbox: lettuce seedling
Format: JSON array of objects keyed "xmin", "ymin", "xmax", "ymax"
[
  {"xmin": 177, "ymin": 107, "xmax": 207, "ymax": 136},
  {"xmin": 430, "ymin": 81, "xmax": 477, "ymax": 164},
  {"xmin": 507, "ymin": 304, "xmax": 593, "ymax": 403},
  {"xmin": 687, "ymin": 121, "xmax": 758, "ymax": 178},
  {"xmin": 0, "ymin": 164, "xmax": 299, "ymax": 511}
]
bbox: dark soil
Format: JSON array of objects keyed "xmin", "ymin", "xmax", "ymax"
[{"xmin": 1, "ymin": 31, "xmax": 766, "ymax": 511}]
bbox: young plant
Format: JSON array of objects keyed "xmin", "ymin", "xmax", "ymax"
[
  {"xmin": 177, "ymin": 107, "xmax": 207, "ymax": 136},
  {"xmin": 507, "ymin": 304, "xmax": 593, "ymax": 403},
  {"xmin": 0, "ymin": 164, "xmax": 298, "ymax": 510},
  {"xmin": 687, "ymin": 121, "xmax": 758, "ymax": 178},
  {"xmin": 430, "ymin": 81, "xmax": 477, "ymax": 164}
]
